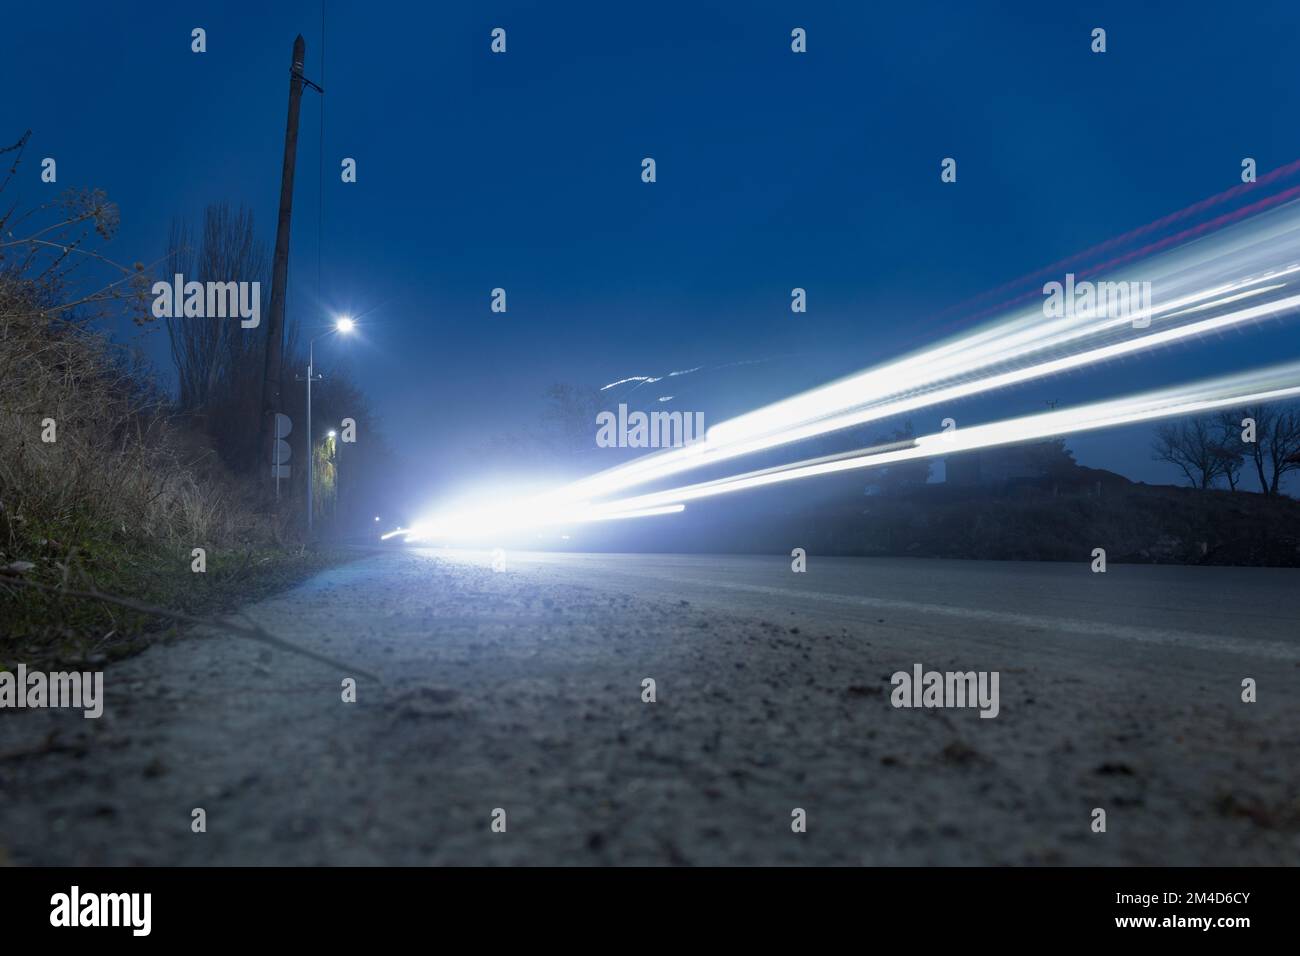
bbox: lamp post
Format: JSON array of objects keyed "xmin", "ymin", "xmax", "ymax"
[{"xmin": 304, "ymin": 316, "xmax": 354, "ymax": 535}]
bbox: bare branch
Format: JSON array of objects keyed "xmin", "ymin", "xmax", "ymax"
[{"xmin": 1, "ymin": 576, "xmax": 381, "ymax": 683}]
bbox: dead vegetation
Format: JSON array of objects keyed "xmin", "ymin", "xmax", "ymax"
[{"xmin": 0, "ymin": 131, "xmax": 341, "ymax": 666}]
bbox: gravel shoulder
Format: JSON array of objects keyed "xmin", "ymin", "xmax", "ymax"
[{"xmin": 1, "ymin": 549, "xmax": 1297, "ymax": 865}]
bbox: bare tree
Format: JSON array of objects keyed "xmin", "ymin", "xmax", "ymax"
[
  {"xmin": 0, "ymin": 133, "xmax": 154, "ymax": 327},
  {"xmin": 1210, "ymin": 411, "xmax": 1245, "ymax": 491},
  {"xmin": 1231, "ymin": 404, "xmax": 1300, "ymax": 496},
  {"xmin": 163, "ymin": 204, "xmax": 270, "ymax": 472},
  {"xmin": 1152, "ymin": 417, "xmax": 1230, "ymax": 489},
  {"xmin": 0, "ymin": 132, "xmax": 275, "ymax": 590},
  {"xmin": 473, "ymin": 383, "xmax": 606, "ymax": 479},
  {"xmin": 164, "ymin": 203, "xmax": 269, "ymax": 414}
]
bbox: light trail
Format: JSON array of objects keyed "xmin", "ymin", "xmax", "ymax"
[
  {"xmin": 559, "ymin": 284, "xmax": 1300, "ymax": 500},
  {"xmin": 931, "ymin": 156, "xmax": 1300, "ymax": 326},
  {"xmin": 399, "ymin": 357, "xmax": 1300, "ymax": 542},
  {"xmin": 395, "ymin": 501, "xmax": 685, "ymax": 542},
  {"xmin": 537, "ymin": 199, "xmax": 1300, "ymax": 505},
  {"xmin": 587, "ymin": 503, "xmax": 685, "ymax": 521},
  {"xmin": 402, "ymin": 197, "xmax": 1300, "ymax": 543},
  {"xmin": 576, "ymin": 361, "xmax": 1300, "ymax": 515}
]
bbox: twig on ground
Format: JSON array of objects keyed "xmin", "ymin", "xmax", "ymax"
[{"xmin": 2, "ymin": 577, "xmax": 381, "ymax": 682}]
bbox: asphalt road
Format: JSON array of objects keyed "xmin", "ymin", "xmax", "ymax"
[{"xmin": 2, "ymin": 549, "xmax": 1298, "ymax": 865}]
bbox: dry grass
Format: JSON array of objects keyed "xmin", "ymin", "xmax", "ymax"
[
  {"xmin": 0, "ymin": 273, "xmax": 324, "ymax": 665},
  {"xmin": 0, "ymin": 153, "xmax": 363, "ymax": 666},
  {"xmin": 0, "ymin": 275, "xmax": 271, "ymax": 551}
]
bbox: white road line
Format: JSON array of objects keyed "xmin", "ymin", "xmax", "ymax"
[
  {"xmin": 664, "ymin": 579, "xmax": 1300, "ymax": 661},
  {"xmin": 421, "ymin": 549, "xmax": 1298, "ymax": 661}
]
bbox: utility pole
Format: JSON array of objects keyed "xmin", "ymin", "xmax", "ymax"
[{"xmin": 260, "ymin": 34, "xmax": 322, "ymax": 492}]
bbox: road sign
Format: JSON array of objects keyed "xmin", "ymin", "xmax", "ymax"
[{"xmin": 272, "ymin": 413, "xmax": 293, "ymax": 487}]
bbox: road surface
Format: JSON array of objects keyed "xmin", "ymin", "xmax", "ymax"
[{"xmin": 2, "ymin": 550, "xmax": 1298, "ymax": 865}]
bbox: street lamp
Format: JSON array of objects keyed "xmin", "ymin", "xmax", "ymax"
[{"xmin": 304, "ymin": 316, "xmax": 354, "ymax": 536}]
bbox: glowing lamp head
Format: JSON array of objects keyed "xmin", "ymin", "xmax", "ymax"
[
  {"xmin": 335, "ymin": 316, "xmax": 355, "ymax": 334},
  {"xmin": 327, "ymin": 429, "xmax": 336, "ymax": 439}
]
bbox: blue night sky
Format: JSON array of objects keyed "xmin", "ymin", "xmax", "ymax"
[{"xmin": 5, "ymin": 0, "xmax": 1300, "ymax": 496}]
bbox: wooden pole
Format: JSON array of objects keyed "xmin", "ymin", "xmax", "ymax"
[{"xmin": 260, "ymin": 34, "xmax": 308, "ymax": 488}]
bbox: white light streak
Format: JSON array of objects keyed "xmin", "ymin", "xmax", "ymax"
[
  {"xmin": 546, "ymin": 203, "xmax": 1300, "ymax": 505},
  {"xmin": 584, "ymin": 361, "xmax": 1300, "ymax": 513},
  {"xmin": 406, "ymin": 199, "xmax": 1300, "ymax": 543}
]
